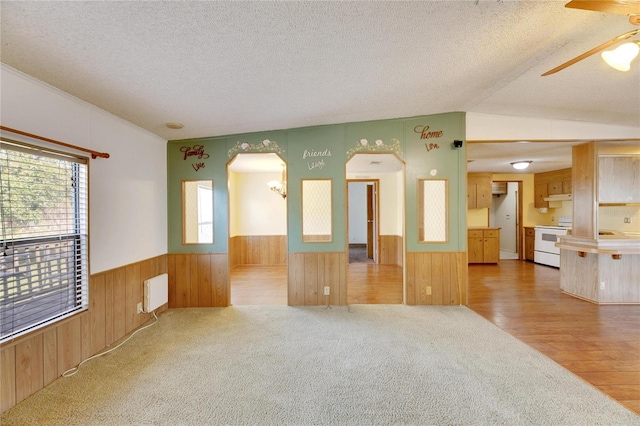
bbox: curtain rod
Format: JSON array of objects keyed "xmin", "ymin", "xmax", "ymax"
[{"xmin": 0, "ymin": 126, "xmax": 110, "ymax": 159}]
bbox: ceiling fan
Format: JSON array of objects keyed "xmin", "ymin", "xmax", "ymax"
[{"xmin": 542, "ymin": 0, "xmax": 640, "ymax": 76}]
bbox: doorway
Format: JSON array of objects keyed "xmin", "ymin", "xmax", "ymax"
[
  {"xmin": 490, "ymin": 181, "xmax": 523, "ymax": 260},
  {"xmin": 227, "ymin": 153, "xmax": 287, "ymax": 305},
  {"xmin": 347, "ymin": 180, "xmax": 378, "ymax": 263},
  {"xmin": 345, "ymin": 153, "xmax": 405, "ymax": 304}
]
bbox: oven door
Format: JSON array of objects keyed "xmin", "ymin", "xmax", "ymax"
[{"xmin": 535, "ymin": 228, "xmax": 562, "ymax": 255}]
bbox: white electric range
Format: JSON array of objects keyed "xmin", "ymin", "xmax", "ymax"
[{"xmin": 534, "ymin": 216, "xmax": 572, "ymax": 268}]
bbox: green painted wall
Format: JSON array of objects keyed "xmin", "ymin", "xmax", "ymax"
[
  {"xmin": 167, "ymin": 112, "xmax": 466, "ymax": 254},
  {"xmin": 404, "ymin": 113, "xmax": 467, "ymax": 252},
  {"xmin": 167, "ymin": 136, "xmax": 228, "ymax": 253}
]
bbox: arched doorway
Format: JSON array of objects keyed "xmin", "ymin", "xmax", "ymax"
[
  {"xmin": 227, "ymin": 153, "xmax": 287, "ymax": 305},
  {"xmin": 345, "ymin": 153, "xmax": 405, "ymax": 304}
]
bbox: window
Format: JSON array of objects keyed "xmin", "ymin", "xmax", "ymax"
[
  {"xmin": 301, "ymin": 179, "xmax": 332, "ymax": 242},
  {"xmin": 182, "ymin": 180, "xmax": 213, "ymax": 244},
  {"xmin": 418, "ymin": 179, "xmax": 448, "ymax": 242},
  {"xmin": 0, "ymin": 139, "xmax": 89, "ymax": 343}
]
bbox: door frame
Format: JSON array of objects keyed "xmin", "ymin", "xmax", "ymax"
[
  {"xmin": 491, "ymin": 180, "xmax": 524, "ymax": 259},
  {"xmin": 346, "ymin": 179, "xmax": 380, "ymax": 263},
  {"xmin": 226, "ymin": 152, "xmax": 288, "ymax": 304}
]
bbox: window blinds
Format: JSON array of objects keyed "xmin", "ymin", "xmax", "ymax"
[{"xmin": 0, "ymin": 139, "xmax": 89, "ymax": 343}]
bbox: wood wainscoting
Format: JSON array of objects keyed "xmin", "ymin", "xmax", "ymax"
[
  {"xmin": 167, "ymin": 253, "xmax": 229, "ymax": 308},
  {"xmin": 379, "ymin": 235, "xmax": 403, "ymax": 266},
  {"xmin": 0, "ymin": 255, "xmax": 168, "ymax": 414},
  {"xmin": 288, "ymin": 252, "xmax": 347, "ymax": 306},
  {"xmin": 406, "ymin": 252, "xmax": 467, "ymax": 305},
  {"xmin": 229, "ymin": 235, "xmax": 287, "ymax": 268}
]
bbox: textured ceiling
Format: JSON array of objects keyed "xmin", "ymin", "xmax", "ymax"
[{"xmin": 1, "ymin": 1, "xmax": 639, "ymax": 149}]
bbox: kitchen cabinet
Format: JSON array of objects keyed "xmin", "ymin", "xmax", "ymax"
[
  {"xmin": 467, "ymin": 173, "xmax": 492, "ymax": 209},
  {"xmin": 534, "ymin": 183, "xmax": 549, "ymax": 208},
  {"xmin": 524, "ymin": 227, "xmax": 535, "ymax": 261},
  {"xmin": 598, "ymin": 156, "xmax": 640, "ymax": 203},
  {"xmin": 468, "ymin": 228, "xmax": 500, "ymax": 263},
  {"xmin": 534, "ymin": 168, "xmax": 572, "ymax": 208},
  {"xmin": 562, "ymin": 179, "xmax": 572, "ymax": 195}
]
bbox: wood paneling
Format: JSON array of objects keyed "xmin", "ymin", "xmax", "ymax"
[
  {"xmin": 572, "ymin": 143, "xmax": 597, "ymax": 239},
  {"xmin": 42, "ymin": 328, "xmax": 57, "ymax": 386},
  {"xmin": 405, "ymin": 251, "xmax": 467, "ymax": 305},
  {"xmin": 287, "ymin": 252, "xmax": 347, "ymax": 306},
  {"xmin": 167, "ymin": 253, "xmax": 229, "ymax": 308},
  {"xmin": 229, "ymin": 235, "xmax": 287, "ymax": 267},
  {"xmin": 15, "ymin": 335, "xmax": 44, "ymax": 403},
  {"xmin": 599, "ymin": 156, "xmax": 640, "ymax": 203},
  {"xmin": 90, "ymin": 274, "xmax": 106, "ymax": 356},
  {"xmin": 560, "ymin": 249, "xmax": 640, "ymax": 304},
  {"xmin": 56, "ymin": 316, "xmax": 82, "ymax": 376},
  {"xmin": 379, "ymin": 235, "xmax": 403, "ymax": 266},
  {"xmin": 0, "ymin": 255, "xmax": 168, "ymax": 414},
  {"xmin": 0, "ymin": 346, "xmax": 16, "ymax": 412}
]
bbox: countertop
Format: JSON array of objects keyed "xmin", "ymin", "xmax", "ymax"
[{"xmin": 557, "ymin": 235, "xmax": 640, "ymax": 255}]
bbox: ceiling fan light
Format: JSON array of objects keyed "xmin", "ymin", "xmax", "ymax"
[
  {"xmin": 511, "ymin": 161, "xmax": 532, "ymax": 170},
  {"xmin": 601, "ymin": 42, "xmax": 640, "ymax": 72}
]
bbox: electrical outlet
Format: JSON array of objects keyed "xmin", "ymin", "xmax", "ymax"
[
  {"xmin": 599, "ymin": 281, "xmax": 605, "ymax": 290},
  {"xmin": 624, "ymin": 217, "xmax": 631, "ymax": 224},
  {"xmin": 323, "ymin": 286, "xmax": 330, "ymax": 296},
  {"xmin": 137, "ymin": 302, "xmax": 143, "ymax": 314},
  {"xmin": 426, "ymin": 286, "xmax": 432, "ymax": 295}
]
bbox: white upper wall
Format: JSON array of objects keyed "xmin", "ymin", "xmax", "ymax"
[
  {"xmin": 229, "ymin": 171, "xmax": 287, "ymax": 236},
  {"xmin": 1, "ymin": 64, "xmax": 168, "ymax": 274},
  {"xmin": 467, "ymin": 112, "xmax": 640, "ymax": 140},
  {"xmin": 346, "ymin": 171, "xmax": 403, "ymax": 236}
]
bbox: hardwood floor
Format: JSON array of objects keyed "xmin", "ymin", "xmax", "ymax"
[
  {"xmin": 468, "ymin": 260, "xmax": 640, "ymax": 415},
  {"xmin": 347, "ymin": 263, "xmax": 403, "ymax": 304},
  {"xmin": 230, "ymin": 265, "xmax": 287, "ymax": 305},
  {"xmin": 230, "ymin": 260, "xmax": 639, "ymax": 415}
]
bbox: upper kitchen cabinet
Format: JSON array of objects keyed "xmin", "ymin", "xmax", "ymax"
[
  {"xmin": 598, "ymin": 156, "xmax": 640, "ymax": 203},
  {"xmin": 467, "ymin": 173, "xmax": 492, "ymax": 209},
  {"xmin": 534, "ymin": 168, "xmax": 572, "ymax": 208}
]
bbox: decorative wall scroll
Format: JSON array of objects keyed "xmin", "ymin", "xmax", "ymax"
[
  {"xmin": 413, "ymin": 125, "xmax": 444, "ymax": 140},
  {"xmin": 180, "ymin": 144, "xmax": 210, "ymax": 172},
  {"xmin": 303, "ymin": 148, "xmax": 332, "ymax": 170},
  {"xmin": 227, "ymin": 139, "xmax": 285, "ymax": 158},
  {"xmin": 346, "ymin": 138, "xmax": 403, "ymax": 159}
]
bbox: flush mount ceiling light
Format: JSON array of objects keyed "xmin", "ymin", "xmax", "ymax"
[
  {"xmin": 511, "ymin": 161, "xmax": 532, "ymax": 170},
  {"xmin": 267, "ymin": 164, "xmax": 287, "ymax": 199},
  {"xmin": 601, "ymin": 41, "xmax": 640, "ymax": 71},
  {"xmin": 165, "ymin": 122, "xmax": 184, "ymax": 129}
]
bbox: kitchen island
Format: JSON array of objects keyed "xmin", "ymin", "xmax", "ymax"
[{"xmin": 556, "ymin": 235, "xmax": 640, "ymax": 304}]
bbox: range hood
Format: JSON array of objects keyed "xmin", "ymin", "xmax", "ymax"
[
  {"xmin": 544, "ymin": 194, "xmax": 572, "ymax": 208},
  {"xmin": 543, "ymin": 194, "xmax": 572, "ymax": 202}
]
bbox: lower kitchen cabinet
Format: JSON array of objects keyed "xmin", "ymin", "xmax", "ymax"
[
  {"xmin": 524, "ymin": 227, "xmax": 535, "ymax": 261},
  {"xmin": 468, "ymin": 228, "xmax": 500, "ymax": 263}
]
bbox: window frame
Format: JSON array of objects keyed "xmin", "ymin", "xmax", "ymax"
[{"xmin": 0, "ymin": 137, "xmax": 89, "ymax": 344}]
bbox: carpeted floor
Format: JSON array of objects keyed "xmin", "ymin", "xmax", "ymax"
[{"xmin": 1, "ymin": 305, "xmax": 638, "ymax": 425}]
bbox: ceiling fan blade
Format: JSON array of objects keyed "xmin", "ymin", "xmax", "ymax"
[
  {"xmin": 565, "ymin": 0, "xmax": 640, "ymax": 16},
  {"xmin": 542, "ymin": 29, "xmax": 639, "ymax": 76}
]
